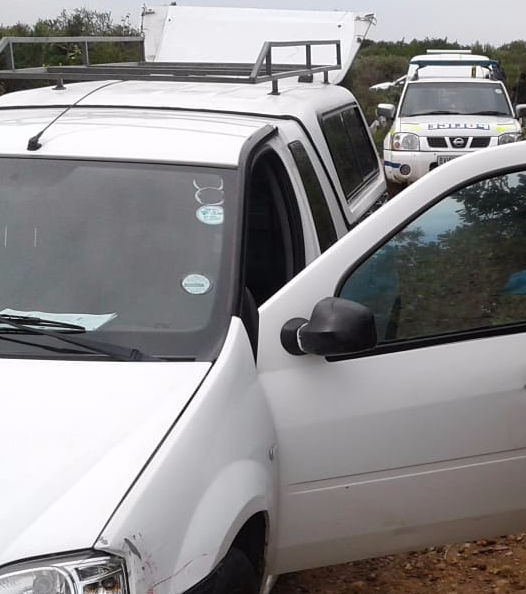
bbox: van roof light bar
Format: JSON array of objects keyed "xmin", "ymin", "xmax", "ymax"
[
  {"xmin": 410, "ymin": 58, "xmax": 500, "ymax": 68},
  {"xmin": 426, "ymin": 49, "xmax": 472, "ymax": 54}
]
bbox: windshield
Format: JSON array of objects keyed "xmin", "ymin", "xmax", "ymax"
[
  {"xmin": 399, "ymin": 81, "xmax": 512, "ymax": 117},
  {"xmin": 0, "ymin": 157, "xmax": 239, "ymax": 360}
]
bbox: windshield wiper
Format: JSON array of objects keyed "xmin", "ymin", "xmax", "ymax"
[
  {"xmin": 0, "ymin": 314, "xmax": 159, "ymax": 361},
  {"xmin": 406, "ymin": 110, "xmax": 463, "ymax": 116},
  {"xmin": 471, "ymin": 110, "xmax": 510, "ymax": 116},
  {"xmin": 0, "ymin": 314, "xmax": 86, "ymax": 332}
]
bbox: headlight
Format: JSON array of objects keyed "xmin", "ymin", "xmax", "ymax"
[
  {"xmin": 0, "ymin": 554, "xmax": 127, "ymax": 594},
  {"xmin": 392, "ymin": 132, "xmax": 419, "ymax": 151},
  {"xmin": 498, "ymin": 133, "xmax": 522, "ymax": 145}
]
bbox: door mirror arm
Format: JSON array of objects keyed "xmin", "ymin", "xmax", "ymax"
[{"xmin": 280, "ymin": 297, "xmax": 377, "ymax": 357}]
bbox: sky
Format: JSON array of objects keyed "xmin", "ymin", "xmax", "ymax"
[{"xmin": 0, "ymin": 0, "xmax": 524, "ymax": 47}]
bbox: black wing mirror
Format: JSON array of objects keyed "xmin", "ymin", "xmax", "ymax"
[{"xmin": 280, "ymin": 297, "xmax": 377, "ymax": 357}]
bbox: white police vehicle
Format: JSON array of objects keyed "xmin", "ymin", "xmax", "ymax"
[
  {"xmin": 379, "ymin": 50, "xmax": 526, "ymax": 185},
  {"xmin": 2, "ymin": 10, "xmax": 526, "ymax": 594}
]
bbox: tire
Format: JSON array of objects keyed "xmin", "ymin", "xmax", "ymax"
[{"xmin": 212, "ymin": 548, "xmax": 258, "ymax": 594}]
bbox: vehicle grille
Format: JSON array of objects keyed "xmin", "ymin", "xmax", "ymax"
[
  {"xmin": 427, "ymin": 136, "xmax": 491, "ymax": 149},
  {"xmin": 470, "ymin": 137, "xmax": 491, "ymax": 148},
  {"xmin": 427, "ymin": 137, "xmax": 448, "ymax": 148}
]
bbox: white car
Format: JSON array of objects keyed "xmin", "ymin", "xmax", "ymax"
[
  {"xmin": 2, "ymin": 11, "xmax": 526, "ymax": 594},
  {"xmin": 379, "ymin": 50, "xmax": 526, "ymax": 185}
]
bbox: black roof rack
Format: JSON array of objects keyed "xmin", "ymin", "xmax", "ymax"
[{"xmin": 0, "ymin": 36, "xmax": 342, "ymax": 95}]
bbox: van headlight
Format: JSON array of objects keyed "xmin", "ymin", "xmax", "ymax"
[
  {"xmin": 392, "ymin": 132, "xmax": 419, "ymax": 151},
  {"xmin": 0, "ymin": 554, "xmax": 127, "ymax": 594},
  {"xmin": 498, "ymin": 132, "xmax": 522, "ymax": 145}
]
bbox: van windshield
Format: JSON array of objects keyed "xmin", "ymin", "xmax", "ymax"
[
  {"xmin": 399, "ymin": 81, "xmax": 512, "ymax": 117},
  {"xmin": 0, "ymin": 157, "xmax": 239, "ymax": 360}
]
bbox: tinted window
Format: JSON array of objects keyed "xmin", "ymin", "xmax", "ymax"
[
  {"xmin": 339, "ymin": 171, "xmax": 526, "ymax": 343},
  {"xmin": 321, "ymin": 106, "xmax": 379, "ymax": 201},
  {"xmin": 288, "ymin": 140, "xmax": 337, "ymax": 252},
  {"xmin": 0, "ymin": 158, "xmax": 239, "ymax": 359},
  {"xmin": 341, "ymin": 109, "xmax": 378, "ymax": 180}
]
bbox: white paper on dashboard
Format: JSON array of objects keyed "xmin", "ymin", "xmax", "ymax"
[{"xmin": 0, "ymin": 309, "xmax": 117, "ymax": 330}]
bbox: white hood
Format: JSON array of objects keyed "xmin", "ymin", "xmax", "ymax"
[
  {"xmin": 398, "ymin": 114, "xmax": 520, "ymax": 137},
  {"xmin": 0, "ymin": 358, "xmax": 210, "ymax": 566}
]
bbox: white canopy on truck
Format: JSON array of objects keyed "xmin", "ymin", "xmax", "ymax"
[{"xmin": 141, "ymin": 5, "xmax": 376, "ymax": 85}]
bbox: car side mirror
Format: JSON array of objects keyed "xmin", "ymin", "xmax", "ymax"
[
  {"xmin": 280, "ymin": 297, "xmax": 377, "ymax": 357},
  {"xmin": 376, "ymin": 103, "xmax": 396, "ymax": 121},
  {"xmin": 515, "ymin": 103, "xmax": 526, "ymax": 120}
]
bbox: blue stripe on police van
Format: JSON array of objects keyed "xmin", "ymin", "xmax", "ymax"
[{"xmin": 384, "ymin": 161, "xmax": 401, "ymax": 169}]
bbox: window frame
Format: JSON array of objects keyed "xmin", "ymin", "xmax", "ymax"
[
  {"xmin": 242, "ymin": 146, "xmax": 306, "ymax": 306},
  {"xmin": 288, "ymin": 140, "xmax": 338, "ymax": 253}
]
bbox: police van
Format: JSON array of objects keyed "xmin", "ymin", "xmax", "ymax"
[
  {"xmin": 379, "ymin": 49, "xmax": 526, "ymax": 185},
  {"xmin": 2, "ymin": 10, "xmax": 526, "ymax": 594}
]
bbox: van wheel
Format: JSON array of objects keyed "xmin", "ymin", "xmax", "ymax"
[{"xmin": 212, "ymin": 548, "xmax": 258, "ymax": 594}]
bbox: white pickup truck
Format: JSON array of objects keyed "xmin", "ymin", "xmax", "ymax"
[
  {"xmin": 379, "ymin": 49, "xmax": 526, "ymax": 185},
  {"xmin": 1, "ymin": 9, "xmax": 526, "ymax": 594}
]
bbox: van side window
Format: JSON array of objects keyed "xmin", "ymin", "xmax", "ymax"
[
  {"xmin": 245, "ymin": 151, "xmax": 305, "ymax": 306},
  {"xmin": 288, "ymin": 140, "xmax": 337, "ymax": 253},
  {"xmin": 321, "ymin": 106, "xmax": 379, "ymax": 202}
]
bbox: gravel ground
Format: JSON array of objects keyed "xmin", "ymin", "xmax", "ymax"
[{"xmin": 273, "ymin": 536, "xmax": 526, "ymax": 594}]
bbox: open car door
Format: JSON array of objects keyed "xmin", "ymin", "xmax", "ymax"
[{"xmin": 257, "ymin": 145, "xmax": 526, "ymax": 574}]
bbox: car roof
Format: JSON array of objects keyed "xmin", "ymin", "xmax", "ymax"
[
  {"xmin": 0, "ymin": 78, "xmax": 353, "ymax": 116},
  {"xmin": 0, "ymin": 79, "xmax": 353, "ymax": 163},
  {"xmin": 0, "ymin": 105, "xmax": 266, "ymax": 165}
]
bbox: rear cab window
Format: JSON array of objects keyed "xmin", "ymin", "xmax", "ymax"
[{"xmin": 320, "ymin": 105, "xmax": 380, "ymax": 205}]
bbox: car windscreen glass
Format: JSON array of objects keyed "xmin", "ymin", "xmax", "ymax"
[
  {"xmin": 399, "ymin": 82, "xmax": 512, "ymax": 117},
  {"xmin": 0, "ymin": 157, "xmax": 239, "ymax": 360}
]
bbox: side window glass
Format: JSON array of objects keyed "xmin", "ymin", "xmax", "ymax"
[
  {"xmin": 288, "ymin": 140, "xmax": 337, "ymax": 252},
  {"xmin": 339, "ymin": 171, "xmax": 526, "ymax": 343},
  {"xmin": 341, "ymin": 108, "xmax": 378, "ymax": 181},
  {"xmin": 321, "ymin": 110, "xmax": 361, "ymax": 198},
  {"xmin": 321, "ymin": 106, "xmax": 379, "ymax": 201}
]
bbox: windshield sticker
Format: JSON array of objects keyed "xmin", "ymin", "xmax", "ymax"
[
  {"xmin": 0, "ymin": 308, "xmax": 117, "ymax": 330},
  {"xmin": 181, "ymin": 274, "xmax": 212, "ymax": 295},
  {"xmin": 196, "ymin": 204, "xmax": 224, "ymax": 225},
  {"xmin": 495, "ymin": 88, "xmax": 503, "ymax": 94},
  {"xmin": 428, "ymin": 123, "xmax": 490, "ymax": 130},
  {"xmin": 193, "ymin": 176, "xmax": 224, "ymax": 206}
]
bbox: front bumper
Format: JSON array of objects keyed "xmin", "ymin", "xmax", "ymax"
[{"xmin": 383, "ymin": 150, "xmax": 469, "ymax": 184}]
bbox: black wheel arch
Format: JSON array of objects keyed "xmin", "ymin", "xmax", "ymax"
[{"xmin": 184, "ymin": 512, "xmax": 268, "ymax": 594}]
